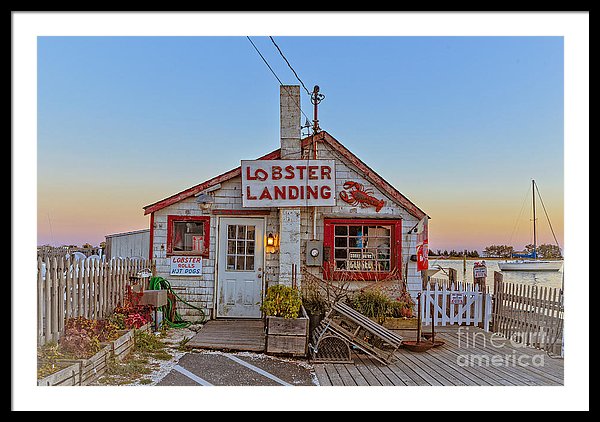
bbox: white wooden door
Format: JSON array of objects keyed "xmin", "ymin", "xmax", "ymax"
[{"xmin": 216, "ymin": 218, "xmax": 264, "ymax": 318}]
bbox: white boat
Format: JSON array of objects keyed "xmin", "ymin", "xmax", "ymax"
[
  {"xmin": 498, "ymin": 259, "xmax": 562, "ymax": 272},
  {"xmin": 499, "ymin": 180, "xmax": 563, "ymax": 272}
]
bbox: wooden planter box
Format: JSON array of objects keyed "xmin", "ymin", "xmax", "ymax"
[
  {"xmin": 135, "ymin": 322, "xmax": 152, "ymax": 334},
  {"xmin": 105, "ymin": 329, "xmax": 135, "ymax": 362},
  {"xmin": 37, "ymin": 362, "xmax": 82, "ymax": 386},
  {"xmin": 382, "ymin": 317, "xmax": 419, "ymax": 330},
  {"xmin": 58, "ymin": 344, "xmax": 112, "ymax": 386},
  {"xmin": 38, "ymin": 327, "xmax": 144, "ymax": 386},
  {"xmin": 368, "ymin": 317, "xmax": 419, "ymax": 330},
  {"xmin": 266, "ymin": 306, "xmax": 309, "ymax": 357}
]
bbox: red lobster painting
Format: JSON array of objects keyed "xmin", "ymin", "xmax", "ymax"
[{"xmin": 339, "ymin": 181, "xmax": 385, "ymax": 212}]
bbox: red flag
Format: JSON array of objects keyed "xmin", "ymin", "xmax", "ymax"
[{"xmin": 416, "ymin": 217, "xmax": 429, "ymax": 271}]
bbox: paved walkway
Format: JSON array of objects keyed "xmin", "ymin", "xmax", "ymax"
[{"xmin": 157, "ymin": 350, "xmax": 316, "ymax": 386}]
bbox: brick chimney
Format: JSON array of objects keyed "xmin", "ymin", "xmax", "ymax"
[
  {"xmin": 279, "ymin": 85, "xmax": 301, "ymax": 159},
  {"xmin": 278, "ymin": 85, "xmax": 302, "ymax": 286}
]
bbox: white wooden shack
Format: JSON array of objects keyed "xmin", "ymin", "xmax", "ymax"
[
  {"xmin": 143, "ymin": 86, "xmax": 428, "ymax": 320},
  {"xmin": 105, "ymin": 229, "xmax": 150, "ymax": 260}
]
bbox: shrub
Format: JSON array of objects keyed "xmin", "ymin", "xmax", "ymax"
[
  {"xmin": 59, "ymin": 326, "xmax": 101, "ymax": 359},
  {"xmin": 350, "ymin": 289, "xmax": 390, "ymax": 324},
  {"xmin": 113, "ymin": 285, "xmax": 152, "ymax": 328},
  {"xmin": 261, "ymin": 284, "xmax": 302, "ymax": 318},
  {"xmin": 58, "ymin": 317, "xmax": 121, "ymax": 359},
  {"xmin": 350, "ymin": 289, "xmax": 416, "ymax": 321},
  {"xmin": 124, "ymin": 313, "xmax": 148, "ymax": 329},
  {"xmin": 109, "ymin": 312, "xmax": 127, "ymax": 330}
]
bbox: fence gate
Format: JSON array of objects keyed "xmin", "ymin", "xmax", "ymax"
[{"xmin": 421, "ymin": 282, "xmax": 492, "ymax": 331}]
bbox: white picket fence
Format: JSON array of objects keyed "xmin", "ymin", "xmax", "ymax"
[
  {"xmin": 37, "ymin": 256, "xmax": 151, "ymax": 345},
  {"xmin": 421, "ymin": 282, "xmax": 492, "ymax": 331}
]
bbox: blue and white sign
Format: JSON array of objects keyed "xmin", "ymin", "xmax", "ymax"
[{"xmin": 170, "ymin": 256, "xmax": 202, "ymax": 276}]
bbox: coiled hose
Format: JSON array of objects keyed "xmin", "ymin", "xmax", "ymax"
[{"xmin": 148, "ymin": 276, "xmax": 207, "ymax": 328}]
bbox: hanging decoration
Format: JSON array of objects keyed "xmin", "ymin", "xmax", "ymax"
[{"xmin": 339, "ymin": 181, "xmax": 385, "ymax": 212}]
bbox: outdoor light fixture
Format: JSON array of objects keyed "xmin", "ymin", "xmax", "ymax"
[
  {"xmin": 196, "ymin": 193, "xmax": 214, "ymax": 210},
  {"xmin": 266, "ymin": 232, "xmax": 277, "ymax": 254}
]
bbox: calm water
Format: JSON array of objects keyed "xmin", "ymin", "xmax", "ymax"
[{"xmin": 427, "ymin": 259, "xmax": 564, "ymax": 291}]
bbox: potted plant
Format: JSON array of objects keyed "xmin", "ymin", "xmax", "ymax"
[
  {"xmin": 382, "ymin": 290, "xmax": 418, "ymax": 330},
  {"xmin": 300, "ymin": 277, "xmax": 330, "ymax": 337},
  {"xmin": 262, "ymin": 284, "xmax": 309, "ymax": 357}
]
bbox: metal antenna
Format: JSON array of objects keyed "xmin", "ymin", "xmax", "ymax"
[{"xmin": 310, "ymin": 85, "xmax": 325, "ymax": 159}]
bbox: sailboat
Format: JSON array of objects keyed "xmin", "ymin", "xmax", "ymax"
[{"xmin": 498, "ymin": 180, "xmax": 563, "ymax": 272}]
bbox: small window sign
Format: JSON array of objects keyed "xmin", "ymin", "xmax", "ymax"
[
  {"xmin": 473, "ymin": 262, "xmax": 487, "ymax": 278},
  {"xmin": 450, "ymin": 293, "xmax": 465, "ymax": 305},
  {"xmin": 170, "ymin": 256, "xmax": 202, "ymax": 276}
]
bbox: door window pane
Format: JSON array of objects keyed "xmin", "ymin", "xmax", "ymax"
[{"xmin": 225, "ymin": 224, "xmax": 258, "ymax": 272}]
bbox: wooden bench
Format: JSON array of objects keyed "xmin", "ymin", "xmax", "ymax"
[{"xmin": 320, "ymin": 301, "xmax": 404, "ymax": 365}]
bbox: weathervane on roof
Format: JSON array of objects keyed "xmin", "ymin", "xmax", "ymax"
[{"xmin": 311, "ymin": 85, "xmax": 325, "ymax": 134}]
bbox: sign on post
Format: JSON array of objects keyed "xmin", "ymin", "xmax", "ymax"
[
  {"xmin": 473, "ymin": 261, "xmax": 487, "ymax": 279},
  {"xmin": 170, "ymin": 256, "xmax": 202, "ymax": 276},
  {"xmin": 450, "ymin": 293, "xmax": 465, "ymax": 305},
  {"xmin": 241, "ymin": 159, "xmax": 336, "ymax": 207}
]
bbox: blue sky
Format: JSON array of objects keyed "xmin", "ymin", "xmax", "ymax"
[{"xmin": 37, "ymin": 35, "xmax": 564, "ymax": 250}]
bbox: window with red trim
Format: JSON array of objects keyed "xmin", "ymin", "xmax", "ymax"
[
  {"xmin": 166, "ymin": 215, "xmax": 210, "ymax": 257},
  {"xmin": 323, "ymin": 219, "xmax": 402, "ymax": 281}
]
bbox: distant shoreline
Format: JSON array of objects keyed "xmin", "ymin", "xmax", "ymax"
[{"xmin": 429, "ymin": 256, "xmax": 563, "ymax": 261}]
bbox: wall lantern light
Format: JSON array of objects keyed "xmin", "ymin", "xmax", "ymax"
[
  {"xmin": 266, "ymin": 232, "xmax": 278, "ymax": 254},
  {"xmin": 196, "ymin": 193, "xmax": 214, "ymax": 210}
]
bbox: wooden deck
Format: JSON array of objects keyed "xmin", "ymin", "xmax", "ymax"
[
  {"xmin": 187, "ymin": 319, "xmax": 266, "ymax": 352},
  {"xmin": 314, "ymin": 326, "xmax": 564, "ymax": 386}
]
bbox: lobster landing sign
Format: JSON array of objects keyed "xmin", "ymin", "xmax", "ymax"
[{"xmin": 241, "ymin": 160, "xmax": 336, "ymax": 207}]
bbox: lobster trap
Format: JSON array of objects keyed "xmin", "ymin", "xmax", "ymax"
[{"xmin": 309, "ymin": 321, "xmax": 353, "ymax": 364}]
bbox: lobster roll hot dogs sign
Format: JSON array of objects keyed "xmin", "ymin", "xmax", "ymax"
[{"xmin": 241, "ymin": 160, "xmax": 336, "ymax": 207}]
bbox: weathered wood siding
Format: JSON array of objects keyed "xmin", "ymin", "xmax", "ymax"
[
  {"xmin": 105, "ymin": 229, "xmax": 150, "ymax": 259},
  {"xmin": 150, "ymin": 140, "xmax": 424, "ymax": 318},
  {"xmin": 151, "ymin": 178, "xmax": 278, "ymax": 319},
  {"xmin": 300, "ymin": 141, "xmax": 422, "ymax": 299}
]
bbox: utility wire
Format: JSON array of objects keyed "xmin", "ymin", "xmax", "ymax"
[
  {"xmin": 246, "ymin": 36, "xmax": 311, "ymax": 124},
  {"xmin": 269, "ymin": 36, "xmax": 312, "ymax": 96}
]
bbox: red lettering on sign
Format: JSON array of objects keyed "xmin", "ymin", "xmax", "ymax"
[
  {"xmin": 274, "ymin": 186, "xmax": 286, "ymax": 200},
  {"xmin": 245, "ymin": 166, "xmax": 257, "ymax": 181},
  {"xmin": 245, "ymin": 166, "xmax": 269, "ymax": 181},
  {"xmin": 308, "ymin": 166, "xmax": 319, "ymax": 180},
  {"xmin": 296, "ymin": 165, "xmax": 306, "ymax": 179},
  {"xmin": 289, "ymin": 186, "xmax": 299, "ymax": 200},
  {"xmin": 321, "ymin": 185, "xmax": 331, "ymax": 199},
  {"xmin": 246, "ymin": 186, "xmax": 257, "ymax": 200},
  {"xmin": 272, "ymin": 166, "xmax": 282, "ymax": 180},
  {"xmin": 256, "ymin": 168, "xmax": 268, "ymax": 181},
  {"xmin": 307, "ymin": 185, "xmax": 319, "ymax": 199},
  {"xmin": 284, "ymin": 165, "xmax": 295, "ymax": 179},
  {"xmin": 321, "ymin": 166, "xmax": 332, "ymax": 179},
  {"xmin": 259, "ymin": 187, "xmax": 273, "ymax": 200}
]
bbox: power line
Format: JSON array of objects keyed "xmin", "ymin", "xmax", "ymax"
[
  {"xmin": 246, "ymin": 36, "xmax": 284, "ymax": 85},
  {"xmin": 269, "ymin": 36, "xmax": 311, "ymax": 96},
  {"xmin": 246, "ymin": 36, "xmax": 311, "ymax": 124}
]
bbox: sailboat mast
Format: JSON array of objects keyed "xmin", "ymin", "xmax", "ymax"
[{"xmin": 532, "ymin": 179, "xmax": 537, "ymax": 259}]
